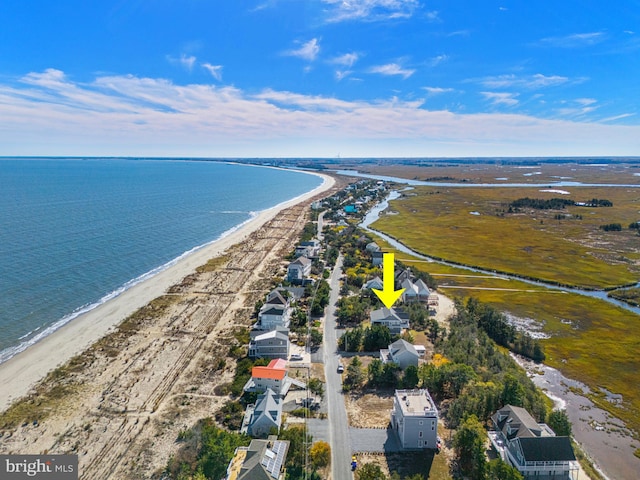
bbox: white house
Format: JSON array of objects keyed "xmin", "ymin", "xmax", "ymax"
[
  {"xmin": 370, "ymin": 307, "xmax": 410, "ymax": 335},
  {"xmin": 249, "ymin": 330, "xmax": 290, "ymax": 359},
  {"xmin": 414, "ymin": 279, "xmax": 431, "ymax": 302},
  {"xmin": 287, "ymin": 256, "xmax": 312, "ymax": 283},
  {"xmin": 400, "ymin": 278, "xmax": 419, "ymax": 303},
  {"xmin": 258, "ymin": 303, "xmax": 291, "ymax": 331},
  {"xmin": 243, "ymin": 358, "xmax": 305, "ymax": 396},
  {"xmin": 390, "ymin": 389, "xmax": 439, "ymax": 449},
  {"xmin": 490, "ymin": 405, "xmax": 578, "ymax": 479},
  {"xmin": 380, "ymin": 339, "xmax": 420, "ymax": 370}
]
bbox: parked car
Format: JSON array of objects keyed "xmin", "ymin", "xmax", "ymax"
[
  {"xmin": 290, "ymin": 353, "xmax": 303, "ymax": 361},
  {"xmin": 337, "ymin": 363, "xmax": 344, "ymax": 373}
]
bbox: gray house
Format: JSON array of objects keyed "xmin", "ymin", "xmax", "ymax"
[
  {"xmin": 287, "ymin": 256, "xmax": 312, "ymax": 283},
  {"xmin": 366, "ymin": 241, "xmax": 381, "ymax": 253},
  {"xmin": 390, "ymin": 389, "xmax": 439, "ymax": 449},
  {"xmin": 371, "ymin": 250, "xmax": 384, "ymax": 267},
  {"xmin": 380, "ymin": 339, "xmax": 420, "ymax": 370},
  {"xmin": 243, "ymin": 388, "xmax": 283, "ymax": 438},
  {"xmin": 224, "ymin": 435, "xmax": 289, "ymax": 480},
  {"xmin": 370, "ymin": 307, "xmax": 410, "ymax": 335},
  {"xmin": 249, "ymin": 330, "xmax": 290, "ymax": 359},
  {"xmin": 490, "ymin": 405, "xmax": 578, "ymax": 479},
  {"xmin": 362, "ymin": 276, "xmax": 383, "ymax": 291}
]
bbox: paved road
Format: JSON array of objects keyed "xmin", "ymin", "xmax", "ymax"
[
  {"xmin": 317, "ymin": 210, "xmax": 325, "ymax": 240},
  {"xmin": 323, "ymin": 254, "xmax": 354, "ymax": 480}
]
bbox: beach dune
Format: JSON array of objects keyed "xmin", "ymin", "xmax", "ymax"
[{"xmin": 0, "ymin": 171, "xmax": 335, "ymax": 411}]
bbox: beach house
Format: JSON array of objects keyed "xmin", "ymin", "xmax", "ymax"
[
  {"xmin": 243, "ymin": 358, "xmax": 305, "ymax": 396},
  {"xmin": 257, "ymin": 290, "xmax": 291, "ymax": 331},
  {"xmin": 242, "ymin": 388, "xmax": 283, "ymax": 438},
  {"xmin": 371, "ymin": 251, "xmax": 384, "ymax": 267},
  {"xmin": 287, "ymin": 256, "xmax": 312, "ymax": 284},
  {"xmin": 294, "ymin": 239, "xmax": 320, "ymax": 258},
  {"xmin": 224, "ymin": 436, "xmax": 290, "ymax": 480},
  {"xmin": 400, "ymin": 278, "xmax": 419, "ymax": 303},
  {"xmin": 490, "ymin": 405, "xmax": 578, "ymax": 479},
  {"xmin": 249, "ymin": 330, "xmax": 290, "ymax": 359},
  {"xmin": 365, "ymin": 241, "xmax": 381, "ymax": 253},
  {"xmin": 370, "ymin": 307, "xmax": 410, "ymax": 335},
  {"xmin": 362, "ymin": 276, "xmax": 383, "ymax": 291},
  {"xmin": 390, "ymin": 389, "xmax": 439, "ymax": 449},
  {"xmin": 380, "ymin": 339, "xmax": 420, "ymax": 370}
]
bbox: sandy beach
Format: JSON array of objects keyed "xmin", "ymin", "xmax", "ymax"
[{"xmin": 0, "ymin": 170, "xmax": 334, "ymax": 411}]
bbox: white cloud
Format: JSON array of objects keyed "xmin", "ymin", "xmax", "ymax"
[
  {"xmin": 369, "ymin": 63, "xmax": 415, "ymax": 79},
  {"xmin": 202, "ymin": 63, "xmax": 223, "ymax": 81},
  {"xmin": 2, "ymin": 69, "xmax": 640, "ymax": 157},
  {"xmin": 331, "ymin": 52, "xmax": 359, "ymax": 67},
  {"xmin": 478, "ymin": 74, "xmax": 570, "ymax": 89},
  {"xmin": 481, "ymin": 92, "xmax": 519, "ymax": 106},
  {"xmin": 322, "ymin": 0, "xmax": 419, "ymax": 22},
  {"xmin": 575, "ymin": 98, "xmax": 597, "ymax": 106},
  {"xmin": 335, "ymin": 70, "xmax": 353, "ymax": 81},
  {"xmin": 284, "ymin": 38, "xmax": 320, "ymax": 61},
  {"xmin": 425, "ymin": 10, "xmax": 440, "ymax": 22},
  {"xmin": 429, "ymin": 54, "xmax": 449, "ymax": 66},
  {"xmin": 167, "ymin": 54, "xmax": 197, "ymax": 71},
  {"xmin": 423, "ymin": 87, "xmax": 454, "ymax": 95},
  {"xmin": 538, "ymin": 32, "xmax": 605, "ymax": 48},
  {"xmin": 600, "ymin": 113, "xmax": 635, "ymax": 122}
]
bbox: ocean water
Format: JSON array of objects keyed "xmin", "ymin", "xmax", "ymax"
[{"xmin": 0, "ymin": 158, "xmax": 322, "ymax": 363}]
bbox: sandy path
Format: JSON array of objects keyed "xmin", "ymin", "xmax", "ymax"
[{"xmin": 0, "ymin": 172, "xmax": 343, "ymax": 479}]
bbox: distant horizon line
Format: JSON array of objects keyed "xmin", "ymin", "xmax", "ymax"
[{"xmin": 2, "ymin": 155, "xmax": 640, "ymax": 161}]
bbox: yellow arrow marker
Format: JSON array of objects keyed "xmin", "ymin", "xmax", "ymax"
[{"xmin": 372, "ymin": 253, "xmax": 405, "ymax": 309}]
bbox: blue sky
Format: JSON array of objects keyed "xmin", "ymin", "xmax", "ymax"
[{"xmin": 1, "ymin": 0, "xmax": 639, "ymax": 157}]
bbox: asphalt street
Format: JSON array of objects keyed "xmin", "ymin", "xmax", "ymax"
[{"xmin": 323, "ymin": 254, "xmax": 354, "ymax": 480}]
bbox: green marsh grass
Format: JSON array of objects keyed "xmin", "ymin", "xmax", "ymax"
[
  {"xmin": 374, "ymin": 186, "xmax": 639, "ymax": 289},
  {"xmin": 371, "ymin": 235, "xmax": 640, "ymax": 439}
]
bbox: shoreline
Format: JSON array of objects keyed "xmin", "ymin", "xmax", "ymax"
[{"xmin": 0, "ymin": 170, "xmax": 335, "ymax": 411}]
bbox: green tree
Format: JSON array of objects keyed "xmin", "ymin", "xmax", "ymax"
[
  {"xmin": 362, "ymin": 324, "xmax": 392, "ymax": 351},
  {"xmin": 501, "ymin": 374, "xmax": 526, "ymax": 407},
  {"xmin": 309, "ymin": 328, "xmax": 323, "ymax": 348},
  {"xmin": 357, "ymin": 463, "xmax": 386, "ymax": 480},
  {"xmin": 339, "ymin": 327, "xmax": 363, "ymax": 352},
  {"xmin": 402, "ymin": 365, "xmax": 420, "ymax": 389},
  {"xmin": 367, "ymin": 358, "xmax": 385, "ymax": 387},
  {"xmin": 487, "ymin": 459, "xmax": 523, "ymax": 480},
  {"xmin": 453, "ymin": 415, "xmax": 487, "ymax": 480},
  {"xmin": 547, "ymin": 409, "xmax": 572, "ymax": 436},
  {"xmin": 195, "ymin": 420, "xmax": 251, "ymax": 480},
  {"xmin": 345, "ymin": 357, "xmax": 365, "ymax": 389},
  {"xmin": 278, "ymin": 425, "xmax": 312, "ymax": 469},
  {"xmin": 308, "ymin": 377, "xmax": 324, "ymax": 397}
]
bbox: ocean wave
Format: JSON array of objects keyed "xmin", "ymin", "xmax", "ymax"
[{"xmin": 0, "ymin": 211, "xmax": 262, "ymax": 365}]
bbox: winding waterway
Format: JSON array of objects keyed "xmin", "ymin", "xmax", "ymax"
[{"xmin": 358, "ymin": 186, "xmax": 640, "ymax": 316}]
